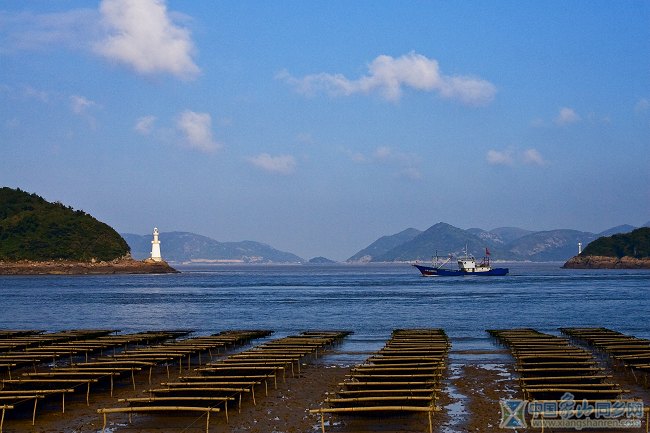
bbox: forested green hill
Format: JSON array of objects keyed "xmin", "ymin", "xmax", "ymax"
[
  {"xmin": 581, "ymin": 227, "xmax": 650, "ymax": 258},
  {"xmin": 0, "ymin": 187, "xmax": 129, "ymax": 261}
]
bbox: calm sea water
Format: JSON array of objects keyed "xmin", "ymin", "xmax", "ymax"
[{"xmin": 1, "ymin": 263, "xmax": 649, "ymax": 362}]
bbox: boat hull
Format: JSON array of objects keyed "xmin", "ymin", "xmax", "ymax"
[{"xmin": 413, "ymin": 264, "xmax": 509, "ymax": 277}]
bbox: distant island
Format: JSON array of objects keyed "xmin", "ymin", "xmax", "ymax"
[
  {"xmin": 308, "ymin": 256, "xmax": 337, "ymax": 264},
  {"xmin": 347, "ymin": 222, "xmax": 650, "ymax": 263},
  {"xmin": 0, "ymin": 187, "xmax": 177, "ymax": 275},
  {"xmin": 563, "ymin": 227, "xmax": 650, "ymax": 269}
]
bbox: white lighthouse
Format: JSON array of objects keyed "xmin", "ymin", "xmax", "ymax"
[{"xmin": 151, "ymin": 227, "xmax": 162, "ymax": 262}]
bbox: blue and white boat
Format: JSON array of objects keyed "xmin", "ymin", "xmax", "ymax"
[{"xmin": 413, "ymin": 248, "xmax": 508, "ymax": 277}]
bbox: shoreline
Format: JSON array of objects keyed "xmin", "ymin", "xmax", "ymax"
[
  {"xmin": 0, "ymin": 258, "xmax": 179, "ymax": 275},
  {"xmin": 563, "ymin": 254, "xmax": 650, "ymax": 269}
]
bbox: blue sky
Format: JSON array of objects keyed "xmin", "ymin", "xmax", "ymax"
[{"xmin": 1, "ymin": 1, "xmax": 649, "ymax": 261}]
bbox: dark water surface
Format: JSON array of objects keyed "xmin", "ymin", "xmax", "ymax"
[{"xmin": 1, "ymin": 263, "xmax": 649, "ymax": 361}]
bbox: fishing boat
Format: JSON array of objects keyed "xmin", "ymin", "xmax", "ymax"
[{"xmin": 413, "ymin": 247, "xmax": 509, "ymax": 277}]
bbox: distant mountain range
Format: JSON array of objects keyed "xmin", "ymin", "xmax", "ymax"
[
  {"xmin": 122, "ymin": 221, "xmax": 649, "ymax": 265},
  {"xmin": 347, "ymin": 222, "xmax": 650, "ymax": 263},
  {"xmin": 122, "ymin": 232, "xmax": 303, "ymax": 264}
]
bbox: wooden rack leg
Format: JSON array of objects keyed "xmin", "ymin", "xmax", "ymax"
[
  {"xmin": 86, "ymin": 382, "xmax": 91, "ymax": 405},
  {"xmin": 205, "ymin": 410, "xmax": 210, "ymax": 433},
  {"xmin": 320, "ymin": 411, "xmax": 325, "ymax": 433},
  {"xmin": 102, "ymin": 412, "xmax": 106, "ymax": 433},
  {"xmin": 32, "ymin": 398, "xmax": 38, "ymax": 425},
  {"xmin": 1, "ymin": 406, "xmax": 6, "ymax": 433}
]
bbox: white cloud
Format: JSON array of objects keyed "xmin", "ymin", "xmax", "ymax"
[
  {"xmin": 398, "ymin": 167, "xmax": 423, "ymax": 180},
  {"xmin": 248, "ymin": 153, "xmax": 296, "ymax": 175},
  {"xmin": 280, "ymin": 52, "xmax": 496, "ymax": 106},
  {"xmin": 0, "ymin": 9, "xmax": 99, "ymax": 53},
  {"xmin": 555, "ymin": 107, "xmax": 580, "ymax": 125},
  {"xmin": 487, "ymin": 149, "xmax": 514, "ymax": 166},
  {"xmin": 635, "ymin": 98, "xmax": 649, "ymax": 113},
  {"xmin": 530, "ymin": 117, "xmax": 545, "ymax": 128},
  {"xmin": 374, "ymin": 146, "xmax": 392, "ymax": 159},
  {"xmin": 70, "ymin": 95, "xmax": 96, "ymax": 114},
  {"xmin": 487, "ymin": 148, "xmax": 546, "ymax": 166},
  {"xmin": 296, "ymin": 133, "xmax": 315, "ymax": 145},
  {"xmin": 346, "ymin": 145, "xmax": 421, "ymax": 180},
  {"xmin": 522, "ymin": 148, "xmax": 546, "ymax": 166},
  {"xmin": 176, "ymin": 110, "xmax": 220, "ymax": 152},
  {"xmin": 23, "ymin": 86, "xmax": 49, "ymax": 102},
  {"xmin": 134, "ymin": 115, "xmax": 156, "ymax": 135},
  {"xmin": 94, "ymin": 0, "xmax": 199, "ymax": 79},
  {"xmin": 343, "ymin": 148, "xmax": 367, "ymax": 163}
]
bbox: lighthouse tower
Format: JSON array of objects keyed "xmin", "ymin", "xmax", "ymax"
[{"xmin": 151, "ymin": 228, "xmax": 162, "ymax": 262}]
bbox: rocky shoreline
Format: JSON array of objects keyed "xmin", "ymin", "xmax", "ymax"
[
  {"xmin": 0, "ymin": 258, "xmax": 179, "ymax": 275},
  {"xmin": 563, "ymin": 255, "xmax": 650, "ymax": 269}
]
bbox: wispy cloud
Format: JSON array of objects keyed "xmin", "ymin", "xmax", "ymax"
[
  {"xmin": 94, "ymin": 0, "xmax": 200, "ymax": 79},
  {"xmin": 522, "ymin": 148, "xmax": 546, "ymax": 166},
  {"xmin": 247, "ymin": 153, "xmax": 296, "ymax": 175},
  {"xmin": 279, "ymin": 52, "xmax": 496, "ymax": 106},
  {"xmin": 635, "ymin": 98, "xmax": 649, "ymax": 113},
  {"xmin": 134, "ymin": 115, "xmax": 156, "ymax": 135},
  {"xmin": 486, "ymin": 149, "xmax": 515, "ymax": 166},
  {"xmin": 1, "ymin": 1, "xmax": 199, "ymax": 80},
  {"xmin": 70, "ymin": 95, "xmax": 96, "ymax": 115},
  {"xmin": 487, "ymin": 147, "xmax": 546, "ymax": 166},
  {"xmin": 69, "ymin": 95, "xmax": 99, "ymax": 128},
  {"xmin": 347, "ymin": 145, "xmax": 422, "ymax": 180},
  {"xmin": 23, "ymin": 85, "xmax": 49, "ymax": 102},
  {"xmin": 176, "ymin": 110, "xmax": 220, "ymax": 152},
  {"xmin": 0, "ymin": 9, "xmax": 99, "ymax": 53},
  {"xmin": 554, "ymin": 107, "xmax": 580, "ymax": 125}
]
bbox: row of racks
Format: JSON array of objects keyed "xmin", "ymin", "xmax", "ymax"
[
  {"xmin": 2, "ymin": 326, "xmax": 649, "ymax": 432},
  {"xmin": 488, "ymin": 328, "xmax": 626, "ymax": 401},
  {"xmin": 561, "ymin": 327, "xmax": 650, "ymax": 385},
  {"xmin": 98, "ymin": 330, "xmax": 351, "ymax": 431},
  {"xmin": 310, "ymin": 328, "xmax": 450, "ymax": 433},
  {"xmin": 0, "ymin": 328, "xmax": 270, "ymax": 432},
  {"xmin": 0, "ymin": 328, "xmax": 451, "ymax": 433},
  {"xmin": 489, "ymin": 327, "xmax": 650, "ymax": 432}
]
